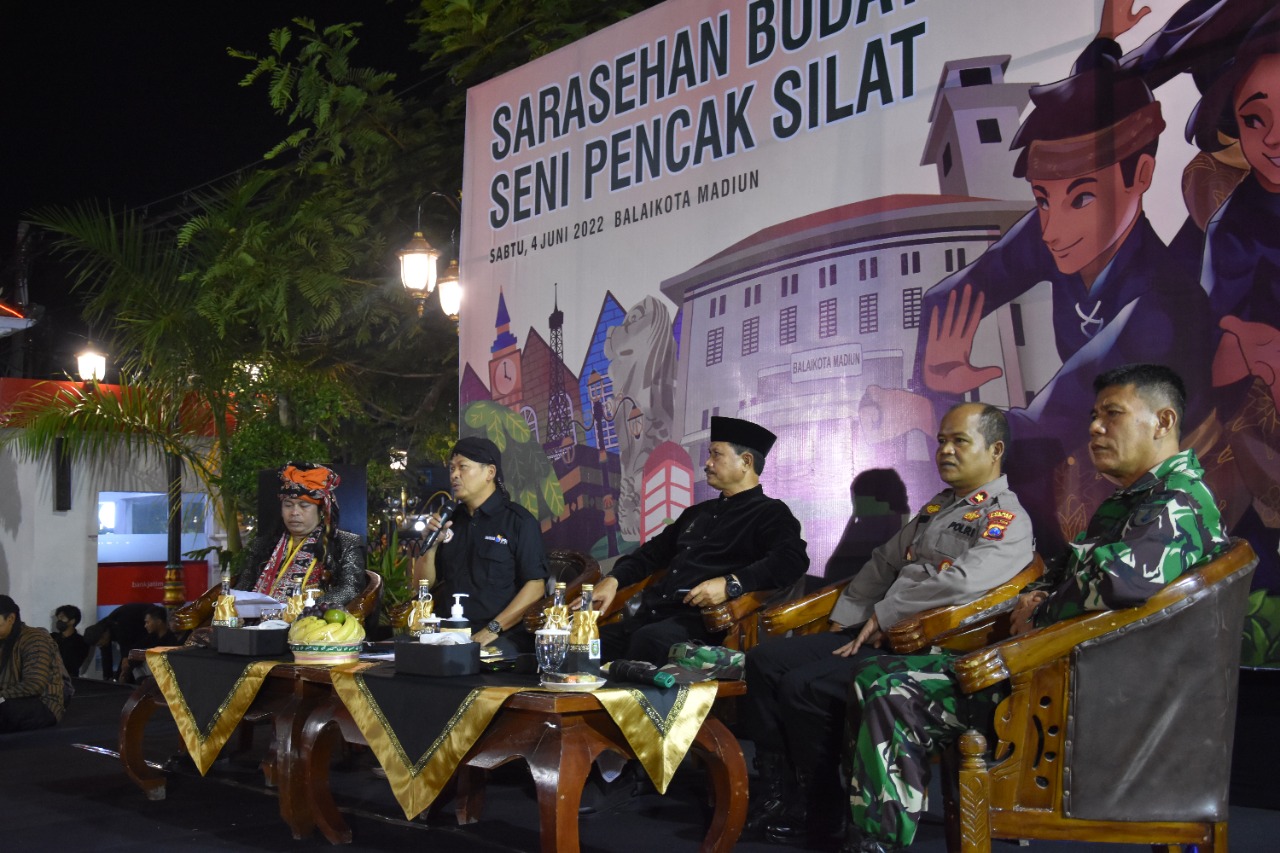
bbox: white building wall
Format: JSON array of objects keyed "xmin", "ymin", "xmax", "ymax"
[{"xmin": 0, "ymin": 434, "xmax": 214, "ymax": 630}]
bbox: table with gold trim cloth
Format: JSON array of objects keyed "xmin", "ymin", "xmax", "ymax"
[
  {"xmin": 328, "ymin": 662, "xmax": 719, "ymax": 821},
  {"xmin": 147, "ymin": 646, "xmax": 288, "ymax": 775}
]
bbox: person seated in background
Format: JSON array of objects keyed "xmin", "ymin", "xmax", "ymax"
[
  {"xmin": 50, "ymin": 604, "xmax": 89, "ymax": 676},
  {"xmin": 85, "ymin": 603, "xmax": 179, "ymax": 683},
  {"xmin": 591, "ymin": 416, "xmax": 810, "ymax": 666},
  {"xmin": 416, "ymin": 437, "xmax": 549, "ymax": 654},
  {"xmin": 744, "ymin": 403, "xmax": 1032, "ymax": 847},
  {"xmin": 840, "ymin": 364, "xmax": 1229, "ymax": 853},
  {"xmin": 84, "ymin": 602, "xmax": 159, "ymax": 680},
  {"xmin": 236, "ymin": 462, "xmax": 367, "ymax": 609},
  {"xmin": 0, "ymin": 595, "xmax": 65, "ymax": 733},
  {"xmin": 119, "ymin": 606, "xmax": 180, "ymax": 685}
]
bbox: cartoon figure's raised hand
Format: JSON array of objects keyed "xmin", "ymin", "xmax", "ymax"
[
  {"xmin": 1215, "ymin": 315, "xmax": 1280, "ymax": 408},
  {"xmin": 1098, "ymin": 0, "xmax": 1151, "ymax": 41},
  {"xmin": 922, "ymin": 283, "xmax": 1003, "ymax": 395}
]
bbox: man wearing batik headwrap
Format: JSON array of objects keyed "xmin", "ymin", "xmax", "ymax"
[
  {"xmin": 591, "ymin": 416, "xmax": 810, "ymax": 666},
  {"xmin": 415, "ymin": 437, "xmax": 549, "ymax": 653},
  {"xmin": 890, "ymin": 27, "xmax": 1217, "ymax": 559},
  {"xmin": 235, "ymin": 462, "xmax": 367, "ymax": 608}
]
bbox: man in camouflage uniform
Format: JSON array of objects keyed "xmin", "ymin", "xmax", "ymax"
[
  {"xmin": 744, "ymin": 402, "xmax": 1033, "ymax": 846},
  {"xmin": 842, "ymin": 364, "xmax": 1229, "ymax": 853}
]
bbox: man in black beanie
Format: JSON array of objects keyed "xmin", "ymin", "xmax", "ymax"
[
  {"xmin": 415, "ymin": 436, "xmax": 549, "ymax": 653},
  {"xmin": 592, "ymin": 416, "xmax": 809, "ymax": 665}
]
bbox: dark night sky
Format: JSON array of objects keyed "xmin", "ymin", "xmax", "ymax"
[{"xmin": 0, "ymin": 1, "xmax": 423, "ymax": 376}]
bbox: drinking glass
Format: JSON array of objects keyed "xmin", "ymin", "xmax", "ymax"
[{"xmin": 535, "ymin": 629, "xmax": 568, "ymax": 674}]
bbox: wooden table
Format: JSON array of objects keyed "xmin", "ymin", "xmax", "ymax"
[
  {"xmin": 120, "ymin": 655, "xmax": 748, "ymax": 851},
  {"xmin": 118, "ymin": 659, "xmax": 332, "ymax": 839},
  {"xmin": 299, "ymin": 674, "xmax": 747, "ymax": 852}
]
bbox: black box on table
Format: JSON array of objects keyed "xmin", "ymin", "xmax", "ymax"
[{"xmin": 394, "ymin": 638, "xmax": 480, "ymax": 676}]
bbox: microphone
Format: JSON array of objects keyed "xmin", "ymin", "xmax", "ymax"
[
  {"xmin": 422, "ymin": 500, "xmax": 458, "ymax": 550},
  {"xmin": 606, "ymin": 659, "xmax": 676, "ymax": 689}
]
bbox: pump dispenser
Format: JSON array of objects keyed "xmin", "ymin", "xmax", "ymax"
[{"xmin": 441, "ymin": 593, "xmax": 472, "ymax": 638}]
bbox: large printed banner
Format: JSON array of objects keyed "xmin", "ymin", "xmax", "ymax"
[{"xmin": 458, "ymin": 0, "xmax": 1280, "ymax": 659}]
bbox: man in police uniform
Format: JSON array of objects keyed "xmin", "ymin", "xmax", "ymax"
[
  {"xmin": 592, "ymin": 416, "xmax": 810, "ymax": 665},
  {"xmin": 745, "ymin": 402, "xmax": 1032, "ymax": 846},
  {"xmin": 841, "ymin": 365, "xmax": 1228, "ymax": 853},
  {"xmin": 416, "ymin": 437, "xmax": 549, "ymax": 654}
]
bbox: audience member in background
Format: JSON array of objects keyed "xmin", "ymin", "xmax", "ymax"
[
  {"xmin": 0, "ymin": 594, "xmax": 65, "ymax": 732},
  {"xmin": 84, "ymin": 602, "xmax": 167, "ymax": 680},
  {"xmin": 50, "ymin": 604, "xmax": 89, "ymax": 676}
]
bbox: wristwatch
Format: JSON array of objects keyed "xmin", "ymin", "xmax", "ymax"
[
  {"xmin": 725, "ymin": 575, "xmax": 744, "ymax": 600},
  {"xmin": 486, "ymin": 620, "xmax": 503, "ymax": 635}
]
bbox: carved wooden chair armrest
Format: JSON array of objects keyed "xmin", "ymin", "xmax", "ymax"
[
  {"xmin": 759, "ymin": 579, "xmax": 847, "ymax": 638},
  {"xmin": 886, "ymin": 554, "xmax": 1046, "ymax": 654},
  {"xmin": 598, "ymin": 570, "xmax": 667, "ymax": 624},
  {"xmin": 171, "ymin": 576, "xmax": 236, "ymax": 635},
  {"xmin": 952, "ymin": 540, "xmax": 1255, "ymax": 695},
  {"xmin": 346, "ymin": 570, "xmax": 381, "ymax": 623},
  {"xmin": 700, "ymin": 588, "xmax": 780, "ymax": 632}
]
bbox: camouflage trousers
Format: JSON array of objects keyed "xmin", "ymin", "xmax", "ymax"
[{"xmin": 845, "ymin": 652, "xmax": 967, "ymax": 848}]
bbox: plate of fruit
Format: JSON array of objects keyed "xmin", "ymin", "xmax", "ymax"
[
  {"xmin": 539, "ymin": 672, "xmax": 606, "ymax": 692},
  {"xmin": 288, "ymin": 607, "xmax": 365, "ymax": 665}
]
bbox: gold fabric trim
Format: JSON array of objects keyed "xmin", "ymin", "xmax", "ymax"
[
  {"xmin": 147, "ymin": 649, "xmax": 283, "ymax": 776},
  {"xmin": 328, "ymin": 662, "xmax": 522, "ymax": 820},
  {"xmin": 593, "ymin": 681, "xmax": 718, "ymax": 793},
  {"xmin": 1024, "ymin": 102, "xmax": 1165, "ymax": 180}
]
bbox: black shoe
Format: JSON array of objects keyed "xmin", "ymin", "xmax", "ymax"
[
  {"xmin": 838, "ymin": 825, "xmax": 905, "ymax": 853},
  {"xmin": 762, "ymin": 768, "xmax": 844, "ymax": 846},
  {"xmin": 745, "ymin": 749, "xmax": 789, "ymax": 834}
]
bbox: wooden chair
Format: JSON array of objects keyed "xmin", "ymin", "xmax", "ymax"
[
  {"xmin": 596, "ymin": 569, "xmax": 785, "ymax": 652},
  {"xmin": 171, "ymin": 570, "xmax": 381, "ymax": 638},
  {"xmin": 760, "ymin": 555, "xmax": 1045, "ymax": 652},
  {"xmin": 948, "ymin": 539, "xmax": 1258, "ymax": 853}
]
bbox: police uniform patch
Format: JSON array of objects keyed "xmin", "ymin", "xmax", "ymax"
[
  {"xmin": 925, "ymin": 503, "xmax": 942, "ymax": 514},
  {"xmin": 938, "ymin": 559, "xmax": 954, "ymax": 572},
  {"xmin": 962, "ymin": 510, "xmax": 982, "ymax": 521},
  {"xmin": 982, "ymin": 509, "xmax": 1015, "ymax": 540},
  {"xmin": 970, "ymin": 491, "xmax": 989, "ymax": 504}
]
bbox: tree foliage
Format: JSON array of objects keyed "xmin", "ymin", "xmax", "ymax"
[{"xmin": 12, "ymin": 1, "xmax": 664, "ymax": 551}]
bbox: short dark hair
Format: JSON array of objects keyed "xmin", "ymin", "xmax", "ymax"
[
  {"xmin": 1118, "ymin": 140, "xmax": 1159, "ymax": 187},
  {"xmin": 56, "ymin": 605, "xmax": 82, "ymax": 624},
  {"xmin": 946, "ymin": 402, "xmax": 1012, "ymax": 470},
  {"xmin": 1094, "ymin": 364, "xmax": 1187, "ymax": 433},
  {"xmin": 0, "ymin": 594, "xmax": 18, "ymax": 619},
  {"xmin": 727, "ymin": 442, "xmax": 766, "ymax": 475},
  {"xmin": 144, "ymin": 605, "xmax": 169, "ymax": 623}
]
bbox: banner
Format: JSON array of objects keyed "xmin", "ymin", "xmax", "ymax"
[{"xmin": 457, "ymin": 0, "xmax": 1280, "ymax": 649}]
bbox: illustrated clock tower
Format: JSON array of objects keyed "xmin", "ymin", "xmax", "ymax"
[{"xmin": 488, "ymin": 288, "xmax": 523, "ymax": 408}]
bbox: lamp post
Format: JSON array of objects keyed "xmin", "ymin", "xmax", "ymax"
[
  {"xmin": 398, "ymin": 193, "xmax": 463, "ymax": 320},
  {"xmin": 76, "ymin": 344, "xmax": 106, "ymax": 383},
  {"xmin": 397, "ymin": 230, "xmax": 440, "ymax": 317},
  {"xmin": 437, "ymin": 260, "xmax": 461, "ymax": 320}
]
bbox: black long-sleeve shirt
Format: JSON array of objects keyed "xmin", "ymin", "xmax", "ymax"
[{"xmin": 610, "ymin": 484, "xmax": 809, "ymax": 614}]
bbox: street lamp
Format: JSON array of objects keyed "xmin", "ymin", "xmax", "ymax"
[
  {"xmin": 437, "ymin": 259, "xmax": 462, "ymax": 320},
  {"xmin": 77, "ymin": 344, "xmax": 106, "ymax": 382},
  {"xmin": 398, "ymin": 230, "xmax": 440, "ymax": 316},
  {"xmin": 399, "ymin": 193, "xmax": 464, "ymax": 319}
]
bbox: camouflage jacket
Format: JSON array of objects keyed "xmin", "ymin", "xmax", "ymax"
[{"xmin": 1037, "ymin": 449, "xmax": 1227, "ymax": 626}]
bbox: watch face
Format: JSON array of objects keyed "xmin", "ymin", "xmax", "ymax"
[{"xmin": 487, "ymin": 620, "xmax": 503, "ymax": 635}]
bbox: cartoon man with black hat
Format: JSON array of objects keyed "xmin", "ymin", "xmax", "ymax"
[
  {"xmin": 590, "ymin": 416, "xmax": 810, "ymax": 666},
  {"xmin": 416, "ymin": 437, "xmax": 550, "ymax": 653},
  {"xmin": 875, "ymin": 18, "xmax": 1217, "ymax": 556}
]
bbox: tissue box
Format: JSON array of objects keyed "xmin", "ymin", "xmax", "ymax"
[
  {"xmin": 394, "ymin": 638, "xmax": 480, "ymax": 676},
  {"xmin": 215, "ymin": 626, "xmax": 289, "ymax": 657}
]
